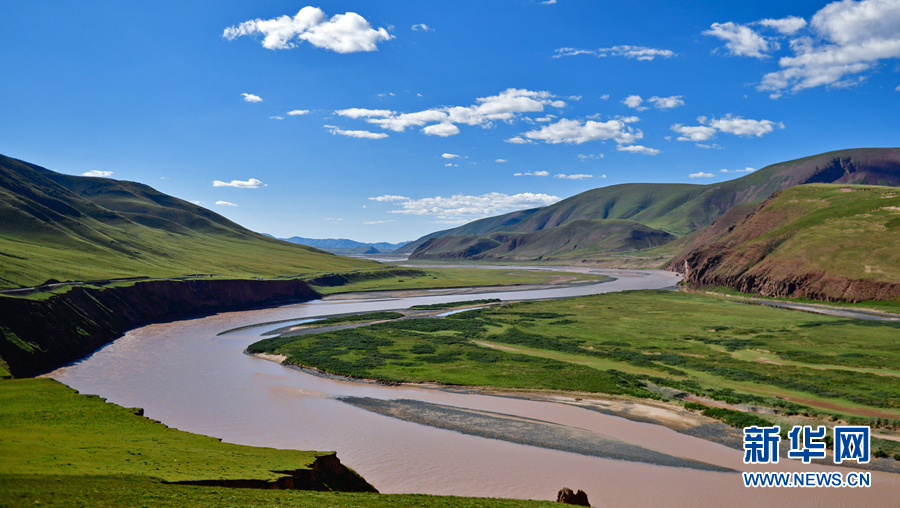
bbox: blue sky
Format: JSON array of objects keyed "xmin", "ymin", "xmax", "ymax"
[{"xmin": 2, "ymin": 0, "xmax": 899, "ymax": 243}]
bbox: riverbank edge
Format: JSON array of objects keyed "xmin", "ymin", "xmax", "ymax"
[{"xmin": 0, "ymin": 278, "xmax": 321, "ymax": 378}]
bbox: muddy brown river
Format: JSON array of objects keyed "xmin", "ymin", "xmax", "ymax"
[{"xmin": 46, "ymin": 269, "xmax": 900, "ymax": 506}]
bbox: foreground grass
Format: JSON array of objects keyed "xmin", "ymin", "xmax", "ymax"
[
  {"xmin": 251, "ymin": 290, "xmax": 900, "ymax": 420},
  {"xmin": 0, "ymin": 476, "xmax": 555, "ymax": 508},
  {"xmin": 0, "ymin": 378, "xmax": 555, "ymax": 507}
]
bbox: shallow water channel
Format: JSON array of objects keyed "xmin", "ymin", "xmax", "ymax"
[{"xmin": 47, "ymin": 269, "xmax": 899, "ymax": 505}]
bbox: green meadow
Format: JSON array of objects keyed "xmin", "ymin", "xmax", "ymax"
[
  {"xmin": 251, "ymin": 290, "xmax": 900, "ymax": 421},
  {"xmin": 0, "ymin": 377, "xmax": 556, "ymax": 508}
]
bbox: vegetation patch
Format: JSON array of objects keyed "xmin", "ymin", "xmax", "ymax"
[{"xmin": 409, "ymin": 298, "xmax": 502, "ymax": 310}]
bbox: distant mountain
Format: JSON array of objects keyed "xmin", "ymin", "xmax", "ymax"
[
  {"xmin": 272, "ymin": 236, "xmax": 410, "ymax": 253},
  {"xmin": 405, "ymin": 148, "xmax": 900, "ymax": 262},
  {"xmin": 666, "ymin": 183, "xmax": 900, "ymax": 302},
  {"xmin": 0, "ymin": 155, "xmax": 379, "ymax": 288}
]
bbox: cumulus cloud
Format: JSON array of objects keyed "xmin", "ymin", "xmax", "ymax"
[
  {"xmin": 671, "ymin": 124, "xmax": 717, "ymax": 142},
  {"xmin": 216, "ymin": 200, "xmax": 238, "ymax": 206},
  {"xmin": 553, "ymin": 45, "xmax": 676, "ymax": 61},
  {"xmin": 445, "ymin": 163, "xmax": 458, "ymax": 167},
  {"xmin": 337, "ymin": 88, "xmax": 566, "ymax": 137},
  {"xmin": 442, "ymin": 153, "xmax": 461, "ymax": 159},
  {"xmin": 617, "ymin": 144, "xmax": 660, "ymax": 155},
  {"xmin": 505, "ymin": 136, "xmax": 532, "ymax": 144},
  {"xmin": 647, "ymin": 95, "xmax": 685, "ymax": 109},
  {"xmin": 495, "ymin": 159, "xmax": 508, "ymax": 163},
  {"xmin": 324, "ymin": 125, "xmax": 388, "ymax": 139},
  {"xmin": 411, "ymin": 24, "xmax": 432, "ymax": 31},
  {"xmin": 554, "ymin": 173, "xmax": 594, "ymax": 180},
  {"xmin": 709, "ymin": 114, "xmax": 784, "ymax": 136},
  {"xmin": 380, "ymin": 192, "xmax": 561, "ymax": 219},
  {"xmin": 518, "ymin": 117, "xmax": 642, "ymax": 145},
  {"xmin": 720, "ymin": 167, "xmax": 756, "ymax": 173},
  {"xmin": 514, "ymin": 171, "xmax": 550, "ymax": 177},
  {"xmin": 707, "ymin": 1, "xmax": 900, "ymax": 95},
  {"xmin": 241, "ymin": 93, "xmax": 262, "ymax": 103},
  {"xmin": 213, "ymin": 178, "xmax": 267, "ymax": 188},
  {"xmin": 704, "ymin": 22, "xmax": 777, "ymax": 58},
  {"xmin": 82, "ymin": 170, "xmax": 113, "ymax": 177},
  {"xmin": 671, "ymin": 115, "xmax": 783, "ymax": 143},
  {"xmin": 542, "ymin": 0, "xmax": 558, "ymax": 4},
  {"xmin": 622, "ymin": 95, "xmax": 647, "ymax": 110},
  {"xmin": 757, "ymin": 16, "xmax": 808, "ymax": 35},
  {"xmin": 287, "ymin": 110, "xmax": 309, "ymax": 115},
  {"xmin": 270, "ymin": 116, "xmax": 284, "ymax": 120},
  {"xmin": 688, "ymin": 172, "xmax": 715, "ymax": 178},
  {"xmin": 223, "ymin": 6, "xmax": 393, "ymax": 53}
]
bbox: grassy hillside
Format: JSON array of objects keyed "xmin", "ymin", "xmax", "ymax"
[
  {"xmin": 401, "ymin": 148, "xmax": 900, "ymax": 260},
  {"xmin": 0, "ymin": 155, "xmax": 381, "ymax": 288},
  {"xmin": 670, "ymin": 184, "xmax": 900, "ymax": 301},
  {"xmin": 410, "ymin": 219, "xmax": 675, "ymax": 262}
]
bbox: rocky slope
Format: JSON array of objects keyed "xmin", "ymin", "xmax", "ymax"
[{"xmin": 667, "ymin": 184, "xmax": 900, "ymax": 302}]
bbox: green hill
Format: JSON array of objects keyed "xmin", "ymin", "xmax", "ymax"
[
  {"xmin": 403, "ymin": 148, "xmax": 900, "ymax": 261},
  {"xmin": 0, "ymin": 155, "xmax": 380, "ymax": 289},
  {"xmin": 667, "ymin": 184, "xmax": 900, "ymax": 302}
]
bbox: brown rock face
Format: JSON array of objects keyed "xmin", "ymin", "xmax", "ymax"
[{"xmin": 557, "ymin": 487, "xmax": 591, "ymax": 506}]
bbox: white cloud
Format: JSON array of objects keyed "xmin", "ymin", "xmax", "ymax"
[
  {"xmin": 672, "ymin": 115, "xmax": 783, "ymax": 142},
  {"xmin": 369, "ymin": 195, "xmax": 410, "ymax": 202},
  {"xmin": 541, "ymin": 0, "xmax": 558, "ymax": 4},
  {"xmin": 671, "ymin": 124, "xmax": 717, "ymax": 142},
  {"xmin": 616, "ymin": 144, "xmax": 660, "ymax": 155},
  {"xmin": 706, "ymin": 1, "xmax": 900, "ymax": 94},
  {"xmin": 600, "ymin": 94, "xmax": 610, "ymax": 100},
  {"xmin": 648, "ymin": 95, "xmax": 685, "ymax": 109},
  {"xmin": 495, "ymin": 159, "xmax": 508, "ymax": 163},
  {"xmin": 324, "ymin": 124, "xmax": 388, "ymax": 139},
  {"xmin": 896, "ymin": 85, "xmax": 900, "ymax": 91},
  {"xmin": 688, "ymin": 172, "xmax": 715, "ymax": 178},
  {"xmin": 338, "ymin": 89, "xmax": 566, "ymax": 138},
  {"xmin": 554, "ymin": 173, "xmax": 593, "ymax": 180},
  {"xmin": 720, "ymin": 167, "xmax": 756, "ymax": 173},
  {"xmin": 709, "ymin": 114, "xmax": 784, "ymax": 137},
  {"xmin": 696, "ymin": 143, "xmax": 723, "ymax": 149},
  {"xmin": 287, "ymin": 110, "xmax": 309, "ymax": 116},
  {"xmin": 216, "ymin": 200, "xmax": 237, "ymax": 206},
  {"xmin": 270, "ymin": 116, "xmax": 284, "ymax": 120},
  {"xmin": 622, "ymin": 95, "xmax": 647, "ymax": 110},
  {"xmin": 213, "ymin": 178, "xmax": 267, "ymax": 188},
  {"xmin": 82, "ymin": 170, "xmax": 113, "ymax": 177},
  {"xmin": 514, "ymin": 171, "xmax": 550, "ymax": 177},
  {"xmin": 422, "ymin": 122, "xmax": 460, "ymax": 137},
  {"xmin": 411, "ymin": 24, "xmax": 432, "ymax": 31},
  {"xmin": 757, "ymin": 16, "xmax": 808, "ymax": 35},
  {"xmin": 445, "ymin": 163, "xmax": 458, "ymax": 167},
  {"xmin": 190, "ymin": 200, "xmax": 204, "ymax": 205},
  {"xmin": 505, "ymin": 136, "xmax": 532, "ymax": 144},
  {"xmin": 241, "ymin": 93, "xmax": 262, "ymax": 103},
  {"xmin": 363, "ymin": 219, "xmax": 395, "ymax": 224},
  {"xmin": 519, "ymin": 117, "xmax": 642, "ymax": 145},
  {"xmin": 335, "ymin": 108, "xmax": 394, "ymax": 118},
  {"xmin": 383, "ymin": 192, "xmax": 561, "ymax": 218},
  {"xmin": 442, "ymin": 153, "xmax": 461, "ymax": 159},
  {"xmin": 553, "ymin": 45, "xmax": 676, "ymax": 61},
  {"xmin": 577, "ymin": 153, "xmax": 604, "ymax": 160},
  {"xmin": 223, "ymin": 7, "xmax": 393, "ymax": 53},
  {"xmin": 535, "ymin": 115, "xmax": 557, "ymax": 122},
  {"xmin": 704, "ymin": 22, "xmax": 777, "ymax": 58},
  {"xmin": 325, "ymin": 217, "xmax": 343, "ymax": 221}
]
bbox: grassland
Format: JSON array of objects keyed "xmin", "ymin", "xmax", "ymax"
[
  {"xmin": 0, "ymin": 377, "xmax": 556, "ymax": 508},
  {"xmin": 251, "ymin": 290, "xmax": 900, "ymax": 422}
]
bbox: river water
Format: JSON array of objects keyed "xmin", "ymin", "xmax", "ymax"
[{"xmin": 47, "ymin": 269, "xmax": 899, "ymax": 506}]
